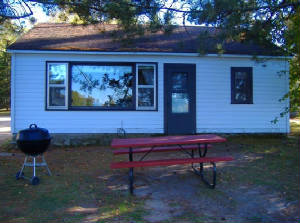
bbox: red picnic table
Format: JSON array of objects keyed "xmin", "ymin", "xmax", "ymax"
[{"xmin": 110, "ymin": 134, "xmax": 233, "ymax": 194}]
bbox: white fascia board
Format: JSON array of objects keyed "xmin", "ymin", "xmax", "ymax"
[{"xmin": 6, "ymin": 49, "xmax": 292, "ymax": 59}]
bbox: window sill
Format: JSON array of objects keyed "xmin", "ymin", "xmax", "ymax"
[
  {"xmin": 46, "ymin": 108, "xmax": 158, "ymax": 111},
  {"xmin": 231, "ymin": 102, "xmax": 253, "ymax": 104}
]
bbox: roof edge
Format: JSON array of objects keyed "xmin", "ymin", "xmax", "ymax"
[{"xmin": 7, "ymin": 49, "xmax": 291, "ymax": 59}]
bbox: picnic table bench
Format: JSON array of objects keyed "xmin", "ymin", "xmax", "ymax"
[{"xmin": 110, "ymin": 134, "xmax": 233, "ymax": 194}]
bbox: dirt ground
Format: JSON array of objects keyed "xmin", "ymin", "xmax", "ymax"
[{"xmin": 104, "ymin": 144, "xmax": 300, "ymax": 223}]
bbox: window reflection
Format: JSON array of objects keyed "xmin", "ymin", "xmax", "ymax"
[
  {"xmin": 235, "ymin": 72, "xmax": 247, "ymax": 102},
  {"xmin": 138, "ymin": 66, "xmax": 154, "ymax": 85},
  {"xmin": 138, "ymin": 88, "xmax": 154, "ymax": 107},
  {"xmin": 172, "ymin": 73, "xmax": 188, "ymax": 90},
  {"xmin": 71, "ymin": 65, "xmax": 133, "ymax": 108},
  {"xmin": 49, "ymin": 87, "xmax": 65, "ymax": 106},
  {"xmin": 172, "ymin": 93, "xmax": 189, "ymax": 113},
  {"xmin": 49, "ymin": 64, "xmax": 66, "ymax": 84}
]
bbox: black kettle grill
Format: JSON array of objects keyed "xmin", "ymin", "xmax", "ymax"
[
  {"xmin": 17, "ymin": 124, "xmax": 51, "ymax": 156},
  {"xmin": 16, "ymin": 124, "xmax": 52, "ymax": 185}
]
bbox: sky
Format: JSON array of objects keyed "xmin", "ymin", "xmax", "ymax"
[
  {"xmin": 22, "ymin": 3, "xmax": 50, "ymax": 28},
  {"xmin": 32, "ymin": 4, "xmax": 49, "ymax": 23}
]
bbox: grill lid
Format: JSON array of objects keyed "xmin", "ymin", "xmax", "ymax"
[{"xmin": 16, "ymin": 124, "xmax": 50, "ymax": 141}]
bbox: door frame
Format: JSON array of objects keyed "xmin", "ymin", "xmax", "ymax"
[{"xmin": 164, "ymin": 63, "xmax": 196, "ymax": 134}]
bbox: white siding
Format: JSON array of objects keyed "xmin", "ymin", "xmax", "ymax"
[
  {"xmin": 196, "ymin": 58, "xmax": 289, "ymax": 133},
  {"xmin": 12, "ymin": 53, "xmax": 289, "ymax": 133}
]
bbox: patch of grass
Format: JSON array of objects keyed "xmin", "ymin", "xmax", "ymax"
[
  {"xmin": 223, "ymin": 127, "xmax": 300, "ymax": 201},
  {"xmin": 169, "ymin": 210, "xmax": 216, "ymax": 223},
  {"xmin": 168, "ymin": 201, "xmax": 180, "ymax": 207},
  {"xmin": 291, "ymin": 121, "xmax": 300, "ymax": 134},
  {"xmin": 0, "ymin": 140, "xmax": 16, "ymax": 152},
  {"xmin": 126, "ymin": 207, "xmax": 148, "ymax": 222},
  {"xmin": 196, "ymin": 186, "xmax": 224, "ymax": 198},
  {"xmin": 246, "ymin": 216, "xmax": 264, "ymax": 222},
  {"xmin": 0, "ymin": 147, "xmax": 145, "ymax": 223}
]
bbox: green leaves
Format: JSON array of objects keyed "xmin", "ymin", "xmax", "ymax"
[{"xmin": 0, "ymin": 20, "xmax": 22, "ymax": 109}]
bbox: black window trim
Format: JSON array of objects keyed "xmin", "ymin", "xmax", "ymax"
[
  {"xmin": 231, "ymin": 67, "xmax": 253, "ymax": 104},
  {"xmin": 45, "ymin": 61, "xmax": 158, "ymax": 111}
]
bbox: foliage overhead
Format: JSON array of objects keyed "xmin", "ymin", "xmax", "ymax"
[
  {"xmin": 14, "ymin": 0, "xmax": 296, "ymax": 51},
  {"xmin": 0, "ymin": 0, "xmax": 298, "ymax": 53},
  {"xmin": 0, "ymin": 20, "xmax": 23, "ymax": 109},
  {"xmin": 285, "ymin": 9, "xmax": 299, "ymax": 113}
]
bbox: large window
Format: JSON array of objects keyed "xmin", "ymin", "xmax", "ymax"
[
  {"xmin": 46, "ymin": 62, "xmax": 157, "ymax": 110},
  {"xmin": 231, "ymin": 67, "xmax": 253, "ymax": 104},
  {"xmin": 71, "ymin": 64, "xmax": 134, "ymax": 109}
]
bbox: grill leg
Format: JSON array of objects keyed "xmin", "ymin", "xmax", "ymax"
[
  {"xmin": 20, "ymin": 156, "xmax": 28, "ymax": 175},
  {"xmin": 16, "ymin": 155, "xmax": 50, "ymax": 184},
  {"xmin": 42, "ymin": 155, "xmax": 52, "ymax": 176},
  {"xmin": 16, "ymin": 156, "xmax": 28, "ymax": 179}
]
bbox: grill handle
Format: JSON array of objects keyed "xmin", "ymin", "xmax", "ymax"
[{"xmin": 29, "ymin": 124, "xmax": 38, "ymax": 129}]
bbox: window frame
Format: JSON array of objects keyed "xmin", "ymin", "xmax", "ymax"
[
  {"xmin": 136, "ymin": 63, "xmax": 157, "ymax": 110},
  {"xmin": 231, "ymin": 67, "xmax": 253, "ymax": 104},
  {"xmin": 45, "ymin": 61, "xmax": 158, "ymax": 111},
  {"xmin": 46, "ymin": 62, "xmax": 69, "ymax": 110}
]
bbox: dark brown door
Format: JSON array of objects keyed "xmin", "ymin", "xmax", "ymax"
[{"xmin": 164, "ymin": 63, "xmax": 196, "ymax": 134}]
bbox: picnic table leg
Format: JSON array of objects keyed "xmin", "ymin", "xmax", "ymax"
[
  {"xmin": 192, "ymin": 143, "xmax": 217, "ymax": 189},
  {"xmin": 198, "ymin": 143, "xmax": 208, "ymax": 157},
  {"xmin": 191, "ymin": 143, "xmax": 205, "ymax": 173},
  {"xmin": 191, "ymin": 149, "xmax": 195, "ymax": 169},
  {"xmin": 129, "ymin": 168, "xmax": 134, "ymax": 194},
  {"xmin": 199, "ymin": 162, "xmax": 216, "ymax": 189},
  {"xmin": 192, "ymin": 162, "xmax": 216, "ymax": 189},
  {"xmin": 128, "ymin": 147, "xmax": 134, "ymax": 194}
]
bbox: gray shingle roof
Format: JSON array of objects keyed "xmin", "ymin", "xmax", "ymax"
[{"xmin": 8, "ymin": 23, "xmax": 283, "ymax": 56}]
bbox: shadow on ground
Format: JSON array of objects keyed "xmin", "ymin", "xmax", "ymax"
[{"xmin": 104, "ymin": 162, "xmax": 299, "ymax": 223}]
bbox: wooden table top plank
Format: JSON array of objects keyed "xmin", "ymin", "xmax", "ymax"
[{"xmin": 111, "ymin": 134, "xmax": 226, "ymax": 149}]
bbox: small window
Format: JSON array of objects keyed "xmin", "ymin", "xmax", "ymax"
[
  {"xmin": 231, "ymin": 67, "xmax": 253, "ymax": 104},
  {"xmin": 136, "ymin": 64, "xmax": 156, "ymax": 110},
  {"xmin": 47, "ymin": 63, "xmax": 68, "ymax": 109}
]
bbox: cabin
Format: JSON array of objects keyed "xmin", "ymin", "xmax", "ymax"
[{"xmin": 8, "ymin": 23, "xmax": 290, "ymax": 136}]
